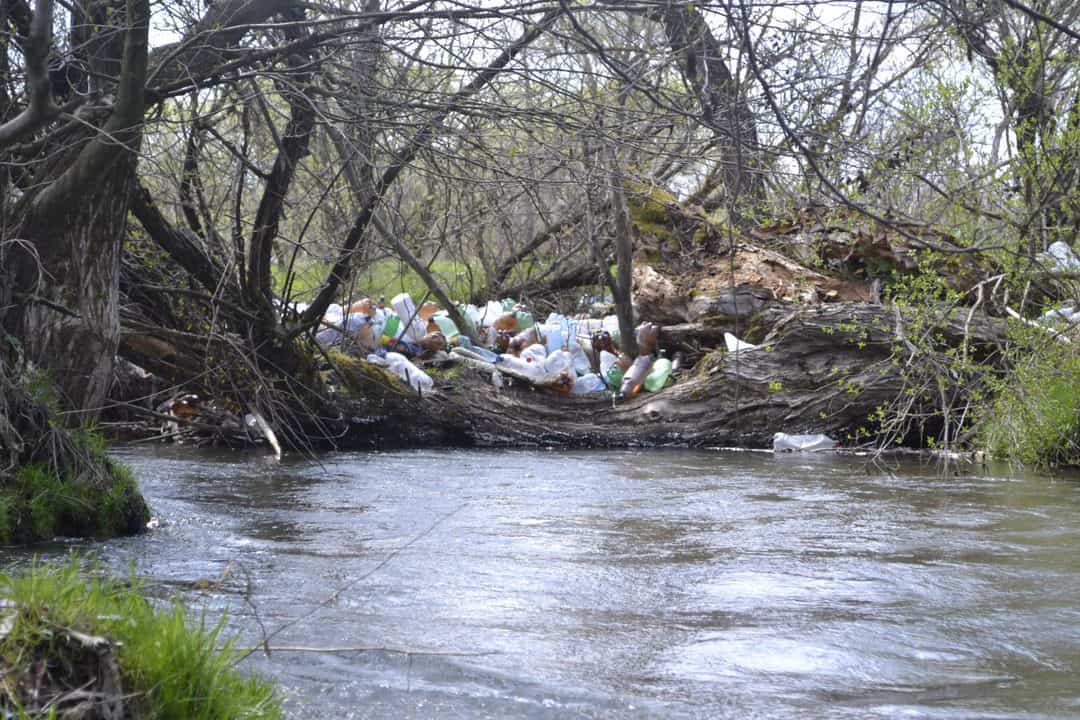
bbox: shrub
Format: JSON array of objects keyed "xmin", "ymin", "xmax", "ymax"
[{"xmin": 982, "ymin": 338, "xmax": 1080, "ymax": 467}]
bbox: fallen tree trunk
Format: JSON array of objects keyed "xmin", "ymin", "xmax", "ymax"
[
  {"xmin": 331, "ymin": 303, "xmax": 1005, "ymax": 450},
  {"xmin": 113, "ymin": 302, "xmax": 1005, "ymax": 452}
]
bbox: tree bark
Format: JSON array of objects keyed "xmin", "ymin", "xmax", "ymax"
[{"xmin": 9, "ymin": 0, "xmax": 149, "ymax": 420}]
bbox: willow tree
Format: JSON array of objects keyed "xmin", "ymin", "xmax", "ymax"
[{"xmin": 0, "ymin": 0, "xmax": 304, "ymax": 420}]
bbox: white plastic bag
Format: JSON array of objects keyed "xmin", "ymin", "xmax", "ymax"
[
  {"xmin": 725, "ymin": 332, "xmax": 759, "ymax": 353},
  {"xmin": 772, "ymin": 432, "xmax": 836, "ymax": 452}
]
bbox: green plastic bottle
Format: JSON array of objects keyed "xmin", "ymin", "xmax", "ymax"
[
  {"xmin": 433, "ymin": 313, "xmax": 459, "ymax": 339},
  {"xmin": 606, "ymin": 362, "xmax": 624, "ymax": 389},
  {"xmin": 644, "ymin": 357, "xmax": 673, "ymax": 392},
  {"xmin": 382, "ymin": 313, "xmax": 400, "ymax": 340}
]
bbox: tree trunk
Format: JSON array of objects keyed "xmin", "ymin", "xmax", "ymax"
[
  {"xmin": 17, "ymin": 173, "xmax": 134, "ymax": 416},
  {"xmin": 6, "ymin": 0, "xmax": 148, "ymax": 421}
]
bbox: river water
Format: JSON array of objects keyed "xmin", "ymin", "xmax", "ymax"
[{"xmin": 8, "ymin": 446, "xmax": 1080, "ymax": 718}]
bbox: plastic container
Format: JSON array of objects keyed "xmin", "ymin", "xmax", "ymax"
[
  {"xmin": 619, "ymin": 355, "xmax": 653, "ymax": 398},
  {"xmin": 520, "ymin": 343, "xmax": 547, "ymax": 365},
  {"xmin": 481, "ymin": 300, "xmax": 504, "ymax": 326},
  {"xmin": 636, "ymin": 322, "xmax": 661, "ymax": 355},
  {"xmin": 644, "ymin": 357, "xmax": 673, "ymax": 392},
  {"xmin": 381, "ymin": 312, "xmax": 400, "ymax": 341},
  {"xmin": 385, "ymin": 351, "xmax": 434, "ymax": 394},
  {"xmin": 542, "ymin": 322, "xmax": 564, "ymax": 354},
  {"xmin": 324, "ymin": 303, "xmax": 344, "ymax": 326},
  {"xmin": 391, "ymin": 293, "xmax": 425, "ymax": 342},
  {"xmin": 493, "ymin": 312, "xmax": 520, "ymax": 333},
  {"xmin": 572, "ymin": 373, "xmax": 607, "ymax": 394},
  {"xmin": 344, "ymin": 313, "xmax": 378, "ymax": 351},
  {"xmin": 452, "ymin": 346, "xmax": 499, "ymax": 363},
  {"xmin": 599, "ymin": 350, "xmax": 618, "ymax": 378},
  {"xmin": 349, "ymin": 298, "xmax": 374, "ymax": 316},
  {"xmin": 772, "ymin": 432, "xmax": 836, "ymax": 452},
  {"xmin": 497, "ymin": 354, "xmax": 544, "ymax": 380},
  {"xmin": 508, "ymin": 327, "xmax": 540, "ymax": 355},
  {"xmin": 432, "ymin": 313, "xmax": 459, "ymax": 339},
  {"xmin": 543, "ymin": 350, "xmax": 573, "ymax": 376},
  {"xmin": 569, "ymin": 343, "xmax": 591, "ymax": 376}
]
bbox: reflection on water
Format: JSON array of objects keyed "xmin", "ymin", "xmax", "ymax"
[{"xmin": 6, "ymin": 445, "xmax": 1080, "ymax": 719}]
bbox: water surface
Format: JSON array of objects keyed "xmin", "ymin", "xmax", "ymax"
[{"xmin": 10, "ymin": 447, "xmax": 1080, "ymax": 718}]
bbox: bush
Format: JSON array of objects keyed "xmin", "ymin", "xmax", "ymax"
[
  {"xmin": 0, "ymin": 559, "xmax": 282, "ymax": 720},
  {"xmin": 982, "ymin": 338, "xmax": 1080, "ymax": 467}
]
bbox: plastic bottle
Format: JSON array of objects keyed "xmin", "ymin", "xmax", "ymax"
[
  {"xmin": 344, "ymin": 313, "xmax": 377, "ymax": 351},
  {"xmin": 671, "ymin": 351, "xmax": 685, "ymax": 373},
  {"xmin": 505, "ymin": 325, "xmax": 540, "ymax": 354},
  {"xmin": 569, "ymin": 342, "xmax": 591, "ymax": 376},
  {"xmin": 599, "ymin": 350, "xmax": 618, "ymax": 378},
  {"xmin": 543, "ymin": 350, "xmax": 573, "ymax": 376},
  {"xmin": 349, "ymin": 297, "xmax": 375, "ymax": 316},
  {"xmin": 636, "ymin": 322, "xmax": 661, "ymax": 355},
  {"xmin": 391, "ymin": 293, "xmax": 425, "ymax": 342},
  {"xmin": 548, "ymin": 371, "xmax": 574, "ymax": 394},
  {"xmin": 453, "ymin": 346, "xmax": 499, "ymax": 363},
  {"xmin": 542, "ymin": 322, "xmax": 564, "ymax": 354},
  {"xmin": 497, "ymin": 353, "xmax": 544, "ymax": 380},
  {"xmin": 520, "ymin": 343, "xmax": 547, "ymax": 365},
  {"xmin": 516, "ymin": 311, "xmax": 535, "ymax": 330},
  {"xmin": 592, "ymin": 330, "xmax": 615, "ymax": 356},
  {"xmin": 370, "ymin": 308, "xmax": 387, "ymax": 339},
  {"xmin": 432, "ymin": 313, "xmax": 459, "ymax": 339},
  {"xmin": 605, "ymin": 352, "xmax": 630, "ymax": 388},
  {"xmin": 323, "ymin": 303, "xmax": 344, "ymax": 327},
  {"xmin": 385, "ymin": 352, "xmax": 434, "ymax": 394},
  {"xmin": 418, "ymin": 331, "xmax": 447, "ymax": 353},
  {"xmin": 481, "ymin": 300, "xmax": 504, "ymax": 326},
  {"xmin": 619, "ymin": 355, "xmax": 653, "ymax": 398},
  {"xmin": 772, "ymin": 432, "xmax": 836, "ymax": 452},
  {"xmin": 571, "ymin": 373, "xmax": 607, "ymax": 394},
  {"xmin": 644, "ymin": 356, "xmax": 673, "ymax": 392},
  {"xmin": 418, "ymin": 301, "xmax": 439, "ymax": 322},
  {"xmin": 381, "ymin": 312, "xmax": 401, "ymax": 343}
]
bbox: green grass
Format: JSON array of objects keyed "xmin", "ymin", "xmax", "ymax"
[
  {"xmin": 982, "ymin": 343, "xmax": 1080, "ymax": 467},
  {"xmin": 273, "ymin": 258, "xmax": 488, "ymax": 305},
  {"xmin": 0, "ymin": 454, "xmax": 148, "ymax": 545},
  {"xmin": 0, "ymin": 559, "xmax": 282, "ymax": 720}
]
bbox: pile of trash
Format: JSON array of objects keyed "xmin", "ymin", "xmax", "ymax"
[{"xmin": 304, "ymin": 292, "xmax": 680, "ymax": 399}]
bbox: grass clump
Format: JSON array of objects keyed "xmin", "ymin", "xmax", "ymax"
[
  {"xmin": 0, "ymin": 559, "xmax": 282, "ymax": 720},
  {"xmin": 982, "ymin": 340, "xmax": 1080, "ymax": 467},
  {"xmin": 0, "ymin": 364, "xmax": 150, "ymax": 544},
  {"xmin": 0, "ymin": 460, "xmax": 147, "ymax": 544}
]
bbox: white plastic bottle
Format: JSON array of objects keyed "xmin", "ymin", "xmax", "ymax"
[
  {"xmin": 391, "ymin": 293, "xmax": 426, "ymax": 342},
  {"xmin": 385, "ymin": 352, "xmax": 434, "ymax": 394}
]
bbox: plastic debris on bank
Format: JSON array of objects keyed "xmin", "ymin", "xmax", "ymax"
[{"xmin": 301, "ymin": 291, "xmax": 683, "ymax": 399}]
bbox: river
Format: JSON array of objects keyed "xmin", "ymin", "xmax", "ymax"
[{"xmin": 7, "ymin": 446, "xmax": 1080, "ymax": 718}]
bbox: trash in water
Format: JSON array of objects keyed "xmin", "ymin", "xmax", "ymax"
[{"xmin": 772, "ymin": 432, "xmax": 836, "ymax": 452}]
